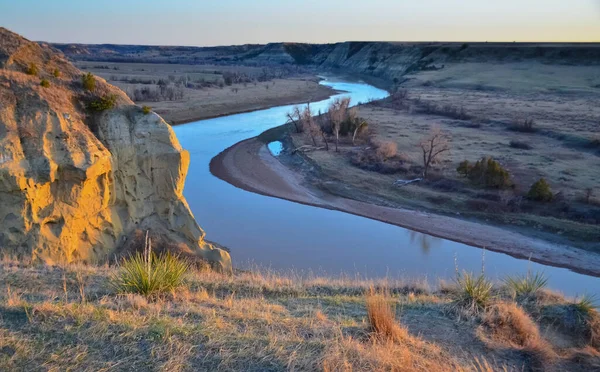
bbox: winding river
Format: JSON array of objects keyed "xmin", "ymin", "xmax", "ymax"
[{"xmin": 174, "ymin": 78, "xmax": 600, "ymax": 298}]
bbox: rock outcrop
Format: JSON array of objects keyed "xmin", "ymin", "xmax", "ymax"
[{"xmin": 0, "ymin": 28, "xmax": 231, "ymax": 271}]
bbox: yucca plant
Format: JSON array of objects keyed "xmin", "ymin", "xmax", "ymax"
[
  {"xmin": 453, "ymin": 271, "xmax": 494, "ymax": 312},
  {"xmin": 574, "ymin": 294, "xmax": 598, "ymax": 316},
  {"xmin": 111, "ymin": 233, "xmax": 190, "ymax": 297},
  {"xmin": 504, "ymin": 271, "xmax": 548, "ymax": 298}
]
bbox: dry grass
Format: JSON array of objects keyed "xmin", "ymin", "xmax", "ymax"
[
  {"xmin": 480, "ymin": 302, "xmax": 556, "ymax": 369},
  {"xmin": 0, "ymin": 262, "xmax": 597, "ymax": 371},
  {"xmin": 366, "ymin": 291, "xmax": 407, "ymax": 341}
]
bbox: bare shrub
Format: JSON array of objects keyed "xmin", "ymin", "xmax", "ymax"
[
  {"xmin": 419, "ymin": 101, "xmax": 471, "ymax": 120},
  {"xmin": 375, "ymin": 140, "xmax": 398, "ymax": 160},
  {"xmin": 418, "ymin": 126, "xmax": 450, "ymax": 178}
]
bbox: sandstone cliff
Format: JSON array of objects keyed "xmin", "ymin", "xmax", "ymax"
[{"xmin": 0, "ymin": 28, "xmax": 231, "ymax": 271}]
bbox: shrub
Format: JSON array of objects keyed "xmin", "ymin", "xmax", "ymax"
[
  {"xmin": 527, "ymin": 178, "xmax": 553, "ymax": 202},
  {"xmin": 142, "ymin": 105, "xmax": 152, "ymax": 114},
  {"xmin": 26, "ymin": 63, "xmax": 38, "ymax": 76},
  {"xmin": 87, "ymin": 94, "xmax": 117, "ymax": 112},
  {"xmin": 40, "ymin": 79, "xmax": 50, "ymax": 88},
  {"xmin": 375, "ymin": 140, "xmax": 397, "ymax": 160},
  {"xmin": 82, "ymin": 72, "xmax": 96, "ymax": 91},
  {"xmin": 509, "ymin": 118, "xmax": 536, "ymax": 133},
  {"xmin": 509, "ymin": 140, "xmax": 532, "ymax": 150},
  {"xmin": 52, "ymin": 69, "xmax": 61, "ymax": 78},
  {"xmin": 504, "ymin": 272, "xmax": 548, "ymax": 298},
  {"xmin": 111, "ymin": 251, "xmax": 190, "ymax": 297},
  {"xmin": 457, "ymin": 157, "xmax": 512, "ymax": 189}
]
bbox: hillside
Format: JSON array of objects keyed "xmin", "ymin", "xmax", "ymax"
[
  {"xmin": 52, "ymin": 41, "xmax": 600, "ymax": 89},
  {"xmin": 0, "ymin": 27, "xmax": 230, "ymax": 270}
]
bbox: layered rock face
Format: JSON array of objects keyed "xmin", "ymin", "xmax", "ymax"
[{"xmin": 0, "ymin": 28, "xmax": 231, "ymax": 271}]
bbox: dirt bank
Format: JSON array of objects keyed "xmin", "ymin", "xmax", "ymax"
[{"xmin": 210, "ymin": 136, "xmax": 600, "ymax": 277}]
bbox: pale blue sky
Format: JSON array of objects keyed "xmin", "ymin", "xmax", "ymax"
[{"xmin": 1, "ymin": 0, "xmax": 599, "ymax": 45}]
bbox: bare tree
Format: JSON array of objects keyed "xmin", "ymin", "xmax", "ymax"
[
  {"xmin": 287, "ymin": 106, "xmax": 302, "ymax": 133},
  {"xmin": 300, "ymin": 104, "xmax": 318, "ymax": 147},
  {"xmin": 418, "ymin": 126, "xmax": 450, "ymax": 178},
  {"xmin": 352, "ymin": 119, "xmax": 368, "ymax": 145},
  {"xmin": 328, "ymin": 97, "xmax": 351, "ymax": 152},
  {"xmin": 316, "ymin": 109, "xmax": 329, "ymax": 151}
]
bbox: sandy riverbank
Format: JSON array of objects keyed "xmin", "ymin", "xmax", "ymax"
[{"xmin": 210, "ymin": 136, "xmax": 600, "ymax": 277}]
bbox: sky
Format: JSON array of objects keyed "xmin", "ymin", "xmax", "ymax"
[{"xmin": 0, "ymin": 0, "xmax": 599, "ymax": 46}]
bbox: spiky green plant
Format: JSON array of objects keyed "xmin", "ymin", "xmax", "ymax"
[
  {"xmin": 111, "ymin": 235, "xmax": 189, "ymax": 297},
  {"xmin": 453, "ymin": 271, "xmax": 494, "ymax": 311},
  {"xmin": 574, "ymin": 294, "xmax": 598, "ymax": 316},
  {"xmin": 504, "ymin": 272, "xmax": 548, "ymax": 298}
]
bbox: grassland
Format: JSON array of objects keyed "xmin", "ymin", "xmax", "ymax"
[
  {"xmin": 77, "ymin": 62, "xmax": 335, "ymax": 124},
  {"xmin": 0, "ymin": 260, "xmax": 599, "ymax": 371},
  {"xmin": 285, "ymin": 61, "xmax": 600, "ymax": 250}
]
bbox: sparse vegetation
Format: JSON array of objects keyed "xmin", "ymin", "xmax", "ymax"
[
  {"xmin": 509, "ymin": 140, "xmax": 532, "ymax": 150},
  {"xmin": 82, "ymin": 72, "xmax": 96, "ymax": 91},
  {"xmin": 52, "ymin": 68, "xmax": 60, "ymax": 78},
  {"xmin": 509, "ymin": 118, "xmax": 536, "ymax": 133},
  {"xmin": 86, "ymin": 94, "xmax": 117, "ymax": 112},
  {"xmin": 26, "ymin": 63, "xmax": 38, "ymax": 76},
  {"xmin": 39, "ymin": 79, "xmax": 50, "ymax": 88},
  {"xmin": 527, "ymin": 178, "xmax": 553, "ymax": 202},
  {"xmin": 142, "ymin": 105, "xmax": 152, "ymax": 114},
  {"xmin": 2, "ymin": 261, "xmax": 597, "ymax": 371}
]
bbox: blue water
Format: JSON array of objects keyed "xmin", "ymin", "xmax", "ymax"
[
  {"xmin": 267, "ymin": 141, "xmax": 283, "ymax": 156},
  {"xmin": 174, "ymin": 78, "xmax": 600, "ymax": 299}
]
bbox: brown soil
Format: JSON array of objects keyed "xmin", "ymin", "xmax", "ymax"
[{"xmin": 210, "ymin": 136, "xmax": 600, "ymax": 277}]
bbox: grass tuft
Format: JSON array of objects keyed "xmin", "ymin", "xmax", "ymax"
[
  {"xmin": 504, "ymin": 271, "xmax": 548, "ymax": 298},
  {"xmin": 111, "ymin": 250, "xmax": 190, "ymax": 298},
  {"xmin": 453, "ymin": 271, "xmax": 493, "ymax": 312},
  {"xmin": 365, "ymin": 291, "xmax": 407, "ymax": 342}
]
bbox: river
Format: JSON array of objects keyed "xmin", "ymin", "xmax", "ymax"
[{"xmin": 173, "ymin": 78, "xmax": 600, "ymax": 298}]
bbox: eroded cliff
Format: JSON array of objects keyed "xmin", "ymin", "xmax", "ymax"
[{"xmin": 0, "ymin": 28, "xmax": 231, "ymax": 271}]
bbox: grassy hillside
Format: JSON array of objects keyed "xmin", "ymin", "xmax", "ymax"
[{"xmin": 0, "ymin": 260, "xmax": 598, "ymax": 371}]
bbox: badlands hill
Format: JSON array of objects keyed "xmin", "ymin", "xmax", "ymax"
[{"xmin": 0, "ymin": 27, "xmax": 230, "ymax": 271}]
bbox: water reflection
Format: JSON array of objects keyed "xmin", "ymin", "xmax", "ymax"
[{"xmin": 409, "ymin": 230, "xmax": 441, "ymax": 256}]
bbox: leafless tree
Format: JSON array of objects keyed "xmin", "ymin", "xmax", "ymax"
[
  {"xmin": 287, "ymin": 106, "xmax": 302, "ymax": 133},
  {"xmin": 328, "ymin": 97, "xmax": 351, "ymax": 152},
  {"xmin": 317, "ymin": 109, "xmax": 329, "ymax": 151},
  {"xmin": 300, "ymin": 104, "xmax": 318, "ymax": 147},
  {"xmin": 418, "ymin": 126, "xmax": 450, "ymax": 178}
]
